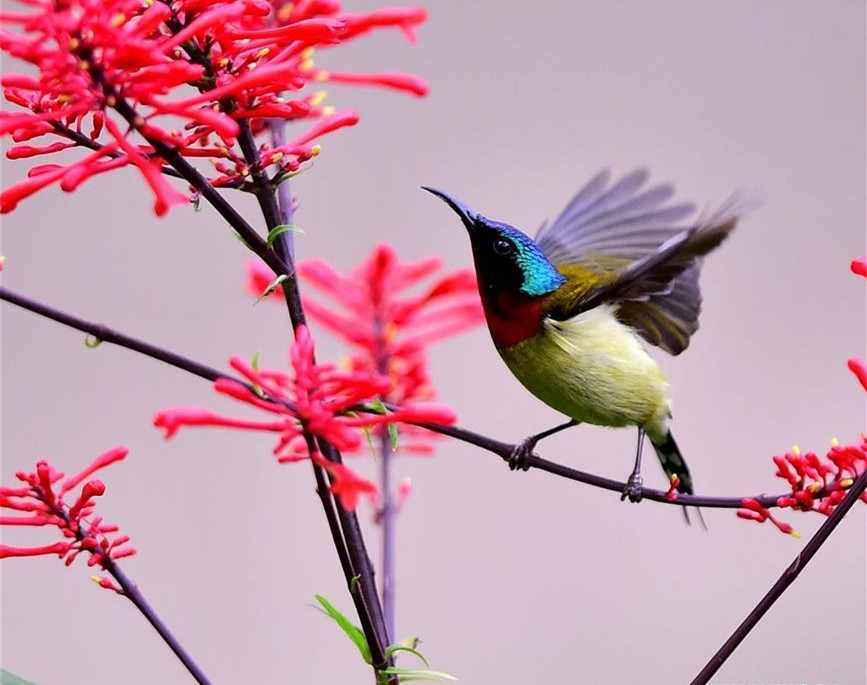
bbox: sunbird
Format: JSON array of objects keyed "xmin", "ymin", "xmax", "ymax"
[{"xmin": 423, "ymin": 169, "xmax": 740, "ymax": 504}]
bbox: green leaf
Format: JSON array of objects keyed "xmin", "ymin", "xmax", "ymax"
[
  {"xmin": 349, "ymin": 574, "xmax": 361, "ymax": 595},
  {"xmin": 358, "ymin": 399, "xmax": 387, "ymax": 415},
  {"xmin": 84, "ymin": 334, "xmax": 102, "ymax": 349},
  {"xmin": 358, "ymin": 400, "xmax": 400, "ymax": 451},
  {"xmin": 355, "ymin": 404, "xmax": 385, "ymax": 456},
  {"xmin": 266, "ymin": 224, "xmax": 304, "ymax": 247},
  {"xmin": 274, "ymin": 165, "xmax": 311, "ymax": 186},
  {"xmin": 362, "ymin": 425, "xmax": 376, "ymax": 456},
  {"xmin": 248, "ymin": 352, "xmax": 265, "ymax": 398},
  {"xmin": 1, "ymin": 670, "xmax": 41, "ymax": 685},
  {"xmin": 378, "ymin": 667, "xmax": 457, "ymax": 682},
  {"xmin": 254, "ymin": 274, "xmax": 288, "ymax": 305},
  {"xmin": 314, "ymin": 594, "xmax": 372, "ymax": 664},
  {"xmin": 385, "ymin": 644, "xmax": 429, "ymax": 666}
]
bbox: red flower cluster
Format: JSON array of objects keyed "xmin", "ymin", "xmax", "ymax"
[
  {"xmin": 738, "ymin": 256, "xmax": 867, "ymax": 535},
  {"xmin": 738, "ymin": 438, "xmax": 867, "ymax": 535},
  {"xmin": 154, "ymin": 325, "xmax": 456, "ymax": 509},
  {"xmin": 1, "ymin": 447, "xmax": 136, "ymax": 569},
  {"xmin": 1, "ymin": 0, "xmax": 427, "ymax": 214},
  {"xmin": 248, "ymin": 243, "xmax": 484, "ymax": 453}
]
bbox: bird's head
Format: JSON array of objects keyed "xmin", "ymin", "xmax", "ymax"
[{"xmin": 422, "ymin": 187, "xmax": 565, "ymax": 299}]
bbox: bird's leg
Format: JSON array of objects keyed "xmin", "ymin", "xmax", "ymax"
[
  {"xmin": 509, "ymin": 419, "xmax": 579, "ymax": 471},
  {"xmin": 621, "ymin": 428, "xmax": 646, "ymax": 502}
]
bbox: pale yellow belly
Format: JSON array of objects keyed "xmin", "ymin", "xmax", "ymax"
[{"xmin": 498, "ymin": 306, "xmax": 671, "ymax": 435}]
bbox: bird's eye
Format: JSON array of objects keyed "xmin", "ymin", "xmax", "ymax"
[{"xmin": 493, "ymin": 238, "xmax": 512, "ymax": 255}]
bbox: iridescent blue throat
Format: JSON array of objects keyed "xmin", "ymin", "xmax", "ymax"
[{"xmin": 492, "ymin": 221, "xmax": 566, "ymax": 297}]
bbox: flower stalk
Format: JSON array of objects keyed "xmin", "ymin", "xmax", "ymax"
[{"xmin": 379, "ymin": 426, "xmax": 397, "ymax": 640}]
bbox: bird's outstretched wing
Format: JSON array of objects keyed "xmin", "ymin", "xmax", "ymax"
[
  {"xmin": 535, "ymin": 168, "xmax": 696, "ymax": 265},
  {"xmin": 537, "ymin": 170, "xmax": 739, "ymax": 355}
]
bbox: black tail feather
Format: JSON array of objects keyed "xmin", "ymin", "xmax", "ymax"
[
  {"xmin": 650, "ymin": 431, "xmax": 705, "ymax": 528},
  {"xmin": 650, "ymin": 430, "xmax": 693, "ymax": 493}
]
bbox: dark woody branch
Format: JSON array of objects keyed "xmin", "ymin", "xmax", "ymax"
[{"xmin": 0, "ymin": 285, "xmax": 840, "ymax": 513}]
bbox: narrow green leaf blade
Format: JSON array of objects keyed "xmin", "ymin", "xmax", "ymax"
[
  {"xmin": 360, "ymin": 399, "xmax": 387, "ymax": 415},
  {"xmin": 385, "ymin": 644, "xmax": 429, "ymax": 666},
  {"xmin": 387, "ymin": 422, "xmax": 400, "ymax": 451},
  {"xmin": 362, "ymin": 425, "xmax": 376, "ymax": 455},
  {"xmin": 314, "ymin": 594, "xmax": 372, "ymax": 664},
  {"xmin": 254, "ymin": 274, "xmax": 288, "ymax": 305},
  {"xmin": 361, "ymin": 399, "xmax": 399, "ymax": 451},
  {"xmin": 248, "ymin": 352, "xmax": 265, "ymax": 397},
  {"xmin": 379, "ymin": 667, "xmax": 458, "ymax": 682},
  {"xmin": 266, "ymin": 224, "xmax": 304, "ymax": 247}
]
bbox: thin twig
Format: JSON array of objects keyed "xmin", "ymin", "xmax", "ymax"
[
  {"xmin": 0, "ymin": 286, "xmax": 228, "ymax": 383},
  {"xmin": 48, "ymin": 121, "xmax": 185, "ymax": 180},
  {"xmin": 106, "ymin": 561, "xmax": 216, "ymax": 685},
  {"xmin": 45, "ymin": 480, "xmax": 215, "ymax": 685},
  {"xmin": 690, "ymin": 468, "xmax": 867, "ymax": 685},
  {"xmin": 0, "ymin": 285, "xmax": 832, "ymax": 513}
]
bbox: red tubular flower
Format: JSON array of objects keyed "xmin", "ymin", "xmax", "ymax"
[
  {"xmin": 1, "ymin": 447, "xmax": 135, "ymax": 569},
  {"xmin": 311, "ymin": 453, "xmax": 377, "ymax": 511},
  {"xmin": 737, "ymin": 498, "xmax": 799, "ymax": 537},
  {"xmin": 847, "ymin": 357, "xmax": 867, "ymax": 391},
  {"xmin": 153, "ymin": 326, "xmax": 455, "ymax": 507},
  {"xmin": 664, "ymin": 475, "xmax": 681, "ymax": 501},
  {"xmin": 312, "ymin": 70, "xmax": 428, "ymax": 96},
  {"xmin": 249, "ymin": 244, "xmax": 484, "ymax": 454},
  {"xmin": 1, "ymin": 0, "xmax": 428, "ymax": 214}
]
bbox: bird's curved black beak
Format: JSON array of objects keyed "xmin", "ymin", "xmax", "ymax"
[{"xmin": 421, "ymin": 186, "xmax": 478, "ymax": 233}]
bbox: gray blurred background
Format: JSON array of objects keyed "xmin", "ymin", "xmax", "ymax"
[{"xmin": 2, "ymin": 1, "xmax": 865, "ymax": 683}]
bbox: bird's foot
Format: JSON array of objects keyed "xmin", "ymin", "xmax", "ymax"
[
  {"xmin": 620, "ymin": 472, "xmax": 644, "ymax": 503},
  {"xmin": 507, "ymin": 420, "xmax": 580, "ymax": 471},
  {"xmin": 508, "ymin": 436, "xmax": 537, "ymax": 472}
]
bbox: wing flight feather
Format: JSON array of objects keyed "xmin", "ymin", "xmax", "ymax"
[{"xmin": 538, "ymin": 170, "xmax": 741, "ymax": 355}]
